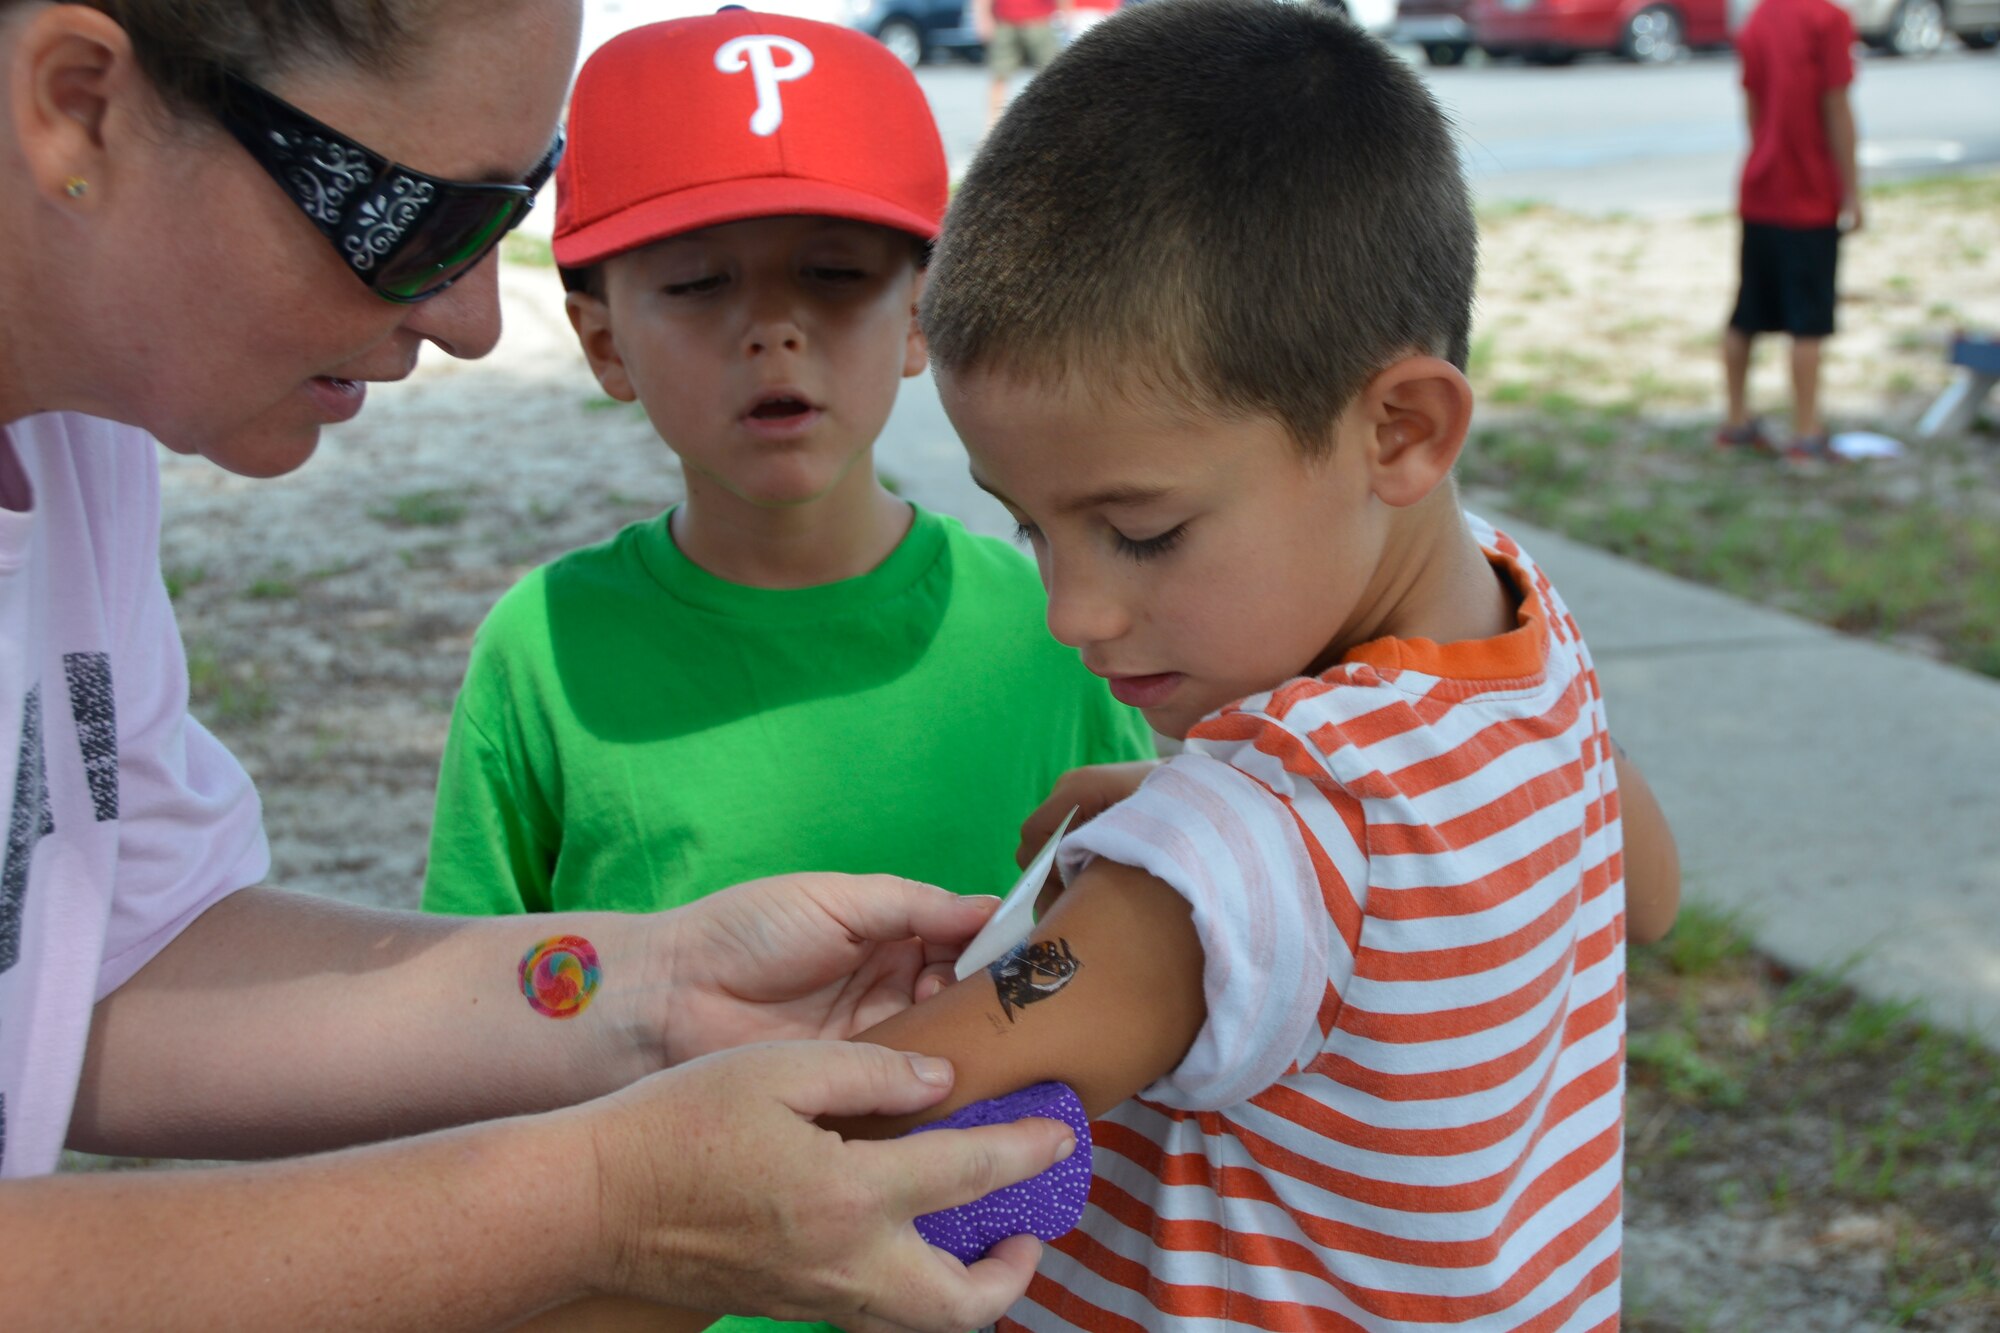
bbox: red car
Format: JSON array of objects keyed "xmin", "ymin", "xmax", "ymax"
[{"xmin": 1467, "ymin": 0, "xmax": 1730, "ymax": 61}]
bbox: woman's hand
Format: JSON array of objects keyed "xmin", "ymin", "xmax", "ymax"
[
  {"xmin": 653, "ymin": 875, "xmax": 1003, "ymax": 1063},
  {"xmin": 580, "ymin": 1041, "xmax": 1073, "ymax": 1333}
]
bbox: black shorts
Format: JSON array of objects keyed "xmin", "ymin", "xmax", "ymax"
[{"xmin": 1729, "ymin": 222, "xmax": 1839, "ymax": 338}]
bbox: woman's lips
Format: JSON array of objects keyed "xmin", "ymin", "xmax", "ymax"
[
  {"xmin": 306, "ymin": 376, "xmax": 367, "ymax": 424},
  {"xmin": 1107, "ymin": 672, "xmax": 1184, "ymax": 708}
]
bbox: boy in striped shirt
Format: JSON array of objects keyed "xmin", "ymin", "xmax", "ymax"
[{"xmin": 833, "ymin": 1, "xmax": 1681, "ymax": 1328}]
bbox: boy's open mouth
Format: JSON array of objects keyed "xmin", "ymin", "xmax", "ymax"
[{"xmin": 747, "ymin": 394, "xmax": 814, "ymax": 421}]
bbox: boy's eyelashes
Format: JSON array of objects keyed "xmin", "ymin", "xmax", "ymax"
[
  {"xmin": 1114, "ymin": 523, "xmax": 1188, "ymax": 561},
  {"xmin": 1010, "ymin": 518, "xmax": 1190, "ymax": 562},
  {"xmin": 658, "ymin": 264, "xmax": 874, "ymax": 297},
  {"xmin": 662, "ymin": 274, "xmax": 726, "ymax": 297}
]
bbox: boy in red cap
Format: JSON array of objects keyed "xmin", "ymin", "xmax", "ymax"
[{"xmin": 422, "ymin": 15, "xmax": 1152, "ymax": 1329}]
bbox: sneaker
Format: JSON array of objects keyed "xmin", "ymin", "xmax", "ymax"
[
  {"xmin": 1783, "ymin": 433, "xmax": 1834, "ymax": 462},
  {"xmin": 1715, "ymin": 419, "xmax": 1775, "ymax": 453}
]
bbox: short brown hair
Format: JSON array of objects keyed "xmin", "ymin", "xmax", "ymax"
[
  {"xmin": 3, "ymin": 1, "xmax": 439, "ymax": 110},
  {"xmin": 922, "ymin": 0, "xmax": 1477, "ymax": 454}
]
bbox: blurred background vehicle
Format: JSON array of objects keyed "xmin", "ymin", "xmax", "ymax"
[
  {"xmin": 1839, "ymin": 0, "xmax": 2000, "ymax": 54},
  {"xmin": 1466, "ymin": 0, "xmax": 1729, "ymax": 62},
  {"xmin": 854, "ymin": 0, "xmax": 985, "ymax": 65},
  {"xmin": 1318, "ymin": 0, "xmax": 1403, "ymax": 35},
  {"xmin": 1393, "ymin": 0, "xmax": 1475, "ymax": 61},
  {"xmin": 583, "ymin": 0, "xmax": 984, "ymax": 69}
]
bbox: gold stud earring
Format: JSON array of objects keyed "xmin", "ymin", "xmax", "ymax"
[{"xmin": 64, "ymin": 177, "xmax": 89, "ymax": 199}]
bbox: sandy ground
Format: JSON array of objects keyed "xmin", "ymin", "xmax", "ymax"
[{"xmin": 153, "ymin": 179, "xmax": 2000, "ymax": 1329}]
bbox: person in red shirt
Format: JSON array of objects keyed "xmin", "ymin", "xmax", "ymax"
[
  {"xmin": 972, "ymin": 0, "xmax": 1072, "ymax": 130},
  {"xmin": 1718, "ymin": 0, "xmax": 1861, "ymax": 458}
]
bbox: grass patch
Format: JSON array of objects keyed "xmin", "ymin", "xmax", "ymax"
[
  {"xmin": 1460, "ymin": 413, "xmax": 2000, "ymax": 679},
  {"xmin": 500, "ymin": 232, "xmax": 556, "ymax": 268},
  {"xmin": 1865, "ymin": 171, "xmax": 2000, "ymax": 212},
  {"xmin": 1626, "ymin": 910, "xmax": 2000, "ymax": 1329},
  {"xmin": 371, "ymin": 489, "xmax": 468, "ymax": 529},
  {"xmin": 184, "ymin": 639, "xmax": 274, "ymax": 726},
  {"xmin": 163, "ymin": 565, "xmax": 207, "ymax": 601}
]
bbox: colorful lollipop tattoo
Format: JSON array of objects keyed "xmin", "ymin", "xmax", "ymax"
[{"xmin": 518, "ymin": 935, "xmax": 602, "ymax": 1019}]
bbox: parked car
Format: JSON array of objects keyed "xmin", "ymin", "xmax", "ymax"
[
  {"xmin": 1393, "ymin": 0, "xmax": 1475, "ymax": 62},
  {"xmin": 1316, "ymin": 0, "xmax": 1402, "ymax": 35},
  {"xmin": 1838, "ymin": 0, "xmax": 2000, "ymax": 54},
  {"xmin": 581, "ymin": 0, "xmax": 981, "ymax": 72},
  {"xmin": 852, "ymin": 0, "xmax": 986, "ymax": 66},
  {"xmin": 1467, "ymin": 0, "xmax": 1729, "ymax": 61}
]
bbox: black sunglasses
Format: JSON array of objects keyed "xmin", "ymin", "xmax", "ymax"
[{"xmin": 210, "ymin": 70, "xmax": 563, "ymax": 304}]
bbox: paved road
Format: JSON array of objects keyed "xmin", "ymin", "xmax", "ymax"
[{"xmin": 916, "ymin": 45, "xmax": 2000, "ymax": 215}]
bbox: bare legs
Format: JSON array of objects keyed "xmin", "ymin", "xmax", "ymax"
[
  {"xmin": 1720, "ymin": 326, "xmax": 1826, "ymax": 442},
  {"xmin": 1722, "ymin": 326, "xmax": 1754, "ymax": 429},
  {"xmin": 1789, "ymin": 336, "xmax": 1824, "ymax": 440}
]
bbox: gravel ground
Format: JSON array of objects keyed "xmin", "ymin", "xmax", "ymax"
[{"xmin": 152, "ymin": 184, "xmax": 2000, "ymax": 1330}]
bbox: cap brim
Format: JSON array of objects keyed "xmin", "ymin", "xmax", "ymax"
[{"xmin": 553, "ymin": 177, "xmax": 939, "ymax": 268}]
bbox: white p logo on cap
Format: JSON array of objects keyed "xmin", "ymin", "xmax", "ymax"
[{"xmin": 715, "ymin": 35, "xmax": 815, "ymax": 137}]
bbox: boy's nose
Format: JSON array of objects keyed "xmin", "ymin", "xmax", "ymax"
[
  {"xmin": 1043, "ymin": 564, "xmax": 1129, "ymax": 650},
  {"xmin": 744, "ymin": 325, "xmax": 804, "ymax": 356},
  {"xmin": 742, "ymin": 287, "xmax": 807, "ymax": 357}
]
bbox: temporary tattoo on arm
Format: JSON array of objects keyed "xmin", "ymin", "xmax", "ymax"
[
  {"xmin": 518, "ymin": 935, "xmax": 602, "ymax": 1019},
  {"xmin": 989, "ymin": 938, "xmax": 1080, "ymax": 1022}
]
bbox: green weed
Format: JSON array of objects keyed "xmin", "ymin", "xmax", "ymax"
[
  {"xmin": 500, "ymin": 232, "xmax": 555, "ymax": 268},
  {"xmin": 372, "ymin": 489, "xmax": 467, "ymax": 528}
]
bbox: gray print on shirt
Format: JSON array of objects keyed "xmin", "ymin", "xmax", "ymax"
[
  {"xmin": 1, "ymin": 685, "xmax": 53, "ymax": 974},
  {"xmin": 63, "ymin": 653, "xmax": 117, "ymax": 822}
]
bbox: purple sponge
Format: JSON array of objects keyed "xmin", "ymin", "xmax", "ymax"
[{"xmin": 905, "ymin": 1081, "xmax": 1094, "ymax": 1264}]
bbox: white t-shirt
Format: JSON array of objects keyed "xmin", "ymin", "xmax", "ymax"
[{"xmin": 0, "ymin": 412, "xmax": 268, "ymax": 1177}]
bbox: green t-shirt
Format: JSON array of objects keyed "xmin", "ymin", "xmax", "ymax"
[{"xmin": 422, "ymin": 505, "xmax": 1152, "ymax": 1332}]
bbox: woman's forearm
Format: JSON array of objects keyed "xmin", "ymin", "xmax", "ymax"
[
  {"xmin": 71, "ymin": 887, "xmax": 669, "ymax": 1159},
  {"xmin": 3, "ymin": 1112, "xmax": 595, "ymax": 1332}
]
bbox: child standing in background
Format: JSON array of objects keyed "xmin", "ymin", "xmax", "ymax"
[{"xmin": 1717, "ymin": 0, "xmax": 1861, "ymax": 458}]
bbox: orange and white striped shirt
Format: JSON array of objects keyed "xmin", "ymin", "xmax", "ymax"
[{"xmin": 1024, "ymin": 519, "xmax": 1626, "ymax": 1331}]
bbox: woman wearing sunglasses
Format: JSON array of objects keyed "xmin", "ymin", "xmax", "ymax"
[{"xmin": 0, "ymin": 2, "xmax": 1072, "ymax": 1328}]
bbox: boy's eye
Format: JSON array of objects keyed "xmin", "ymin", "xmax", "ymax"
[
  {"xmin": 1114, "ymin": 524, "xmax": 1188, "ymax": 561},
  {"xmin": 805, "ymin": 266, "xmax": 868, "ymax": 284},
  {"xmin": 663, "ymin": 274, "xmax": 725, "ymax": 296}
]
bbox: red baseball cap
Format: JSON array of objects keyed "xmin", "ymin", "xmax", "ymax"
[{"xmin": 554, "ymin": 12, "xmax": 948, "ymax": 268}]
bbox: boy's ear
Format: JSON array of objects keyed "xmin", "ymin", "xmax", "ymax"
[
  {"xmin": 564, "ymin": 290, "xmax": 638, "ymax": 403},
  {"xmin": 903, "ymin": 267, "xmax": 929, "ymax": 379},
  {"xmin": 1357, "ymin": 355, "xmax": 1474, "ymax": 509}
]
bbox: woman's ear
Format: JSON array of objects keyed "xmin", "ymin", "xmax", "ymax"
[
  {"xmin": 564, "ymin": 290, "xmax": 638, "ymax": 403},
  {"xmin": 10, "ymin": 5, "xmax": 138, "ymax": 208},
  {"xmin": 1358, "ymin": 354, "xmax": 1474, "ymax": 509}
]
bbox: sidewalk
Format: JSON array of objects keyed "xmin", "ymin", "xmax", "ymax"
[{"xmin": 873, "ymin": 378, "xmax": 2000, "ymax": 1041}]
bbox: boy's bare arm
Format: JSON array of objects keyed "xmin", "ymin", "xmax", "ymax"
[
  {"xmin": 1614, "ymin": 746, "xmax": 1682, "ymax": 947},
  {"xmin": 551, "ymin": 863, "xmax": 1207, "ymax": 1331},
  {"xmin": 1821, "ymin": 88, "xmax": 1862, "ymax": 231},
  {"xmin": 829, "ymin": 858, "xmax": 1209, "ymax": 1135}
]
